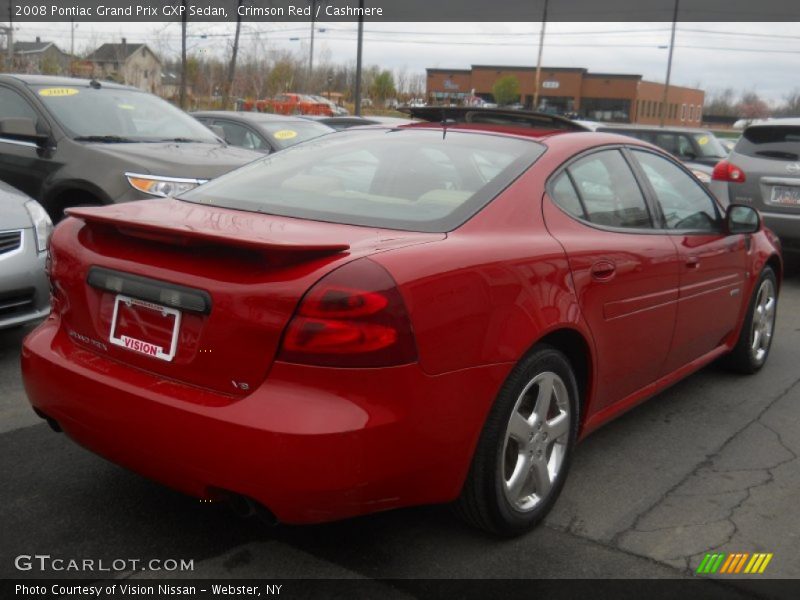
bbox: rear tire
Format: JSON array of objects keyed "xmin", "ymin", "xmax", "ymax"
[
  {"xmin": 455, "ymin": 345, "xmax": 580, "ymax": 536},
  {"xmin": 46, "ymin": 194, "xmax": 102, "ymax": 224},
  {"xmin": 724, "ymin": 266, "xmax": 778, "ymax": 374}
]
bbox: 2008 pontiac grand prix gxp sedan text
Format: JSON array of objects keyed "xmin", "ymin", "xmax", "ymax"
[{"xmin": 22, "ymin": 112, "xmax": 781, "ymax": 535}]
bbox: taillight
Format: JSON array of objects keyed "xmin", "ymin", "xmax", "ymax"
[
  {"xmin": 712, "ymin": 160, "xmax": 746, "ymax": 183},
  {"xmin": 278, "ymin": 258, "xmax": 417, "ymax": 367}
]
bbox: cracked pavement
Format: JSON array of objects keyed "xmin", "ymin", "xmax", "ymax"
[{"xmin": 1, "ymin": 260, "xmax": 798, "ymax": 590}]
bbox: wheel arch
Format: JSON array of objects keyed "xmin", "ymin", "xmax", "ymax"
[{"xmin": 527, "ymin": 327, "xmax": 594, "ymax": 433}]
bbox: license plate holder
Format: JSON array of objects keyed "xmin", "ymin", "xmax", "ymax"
[
  {"xmin": 109, "ymin": 294, "xmax": 181, "ymax": 362},
  {"xmin": 769, "ymin": 185, "xmax": 800, "ymax": 206}
]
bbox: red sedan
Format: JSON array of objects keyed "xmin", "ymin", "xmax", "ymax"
[{"xmin": 22, "ymin": 116, "xmax": 781, "ymax": 535}]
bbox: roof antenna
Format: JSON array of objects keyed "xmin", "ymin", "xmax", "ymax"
[
  {"xmin": 441, "ymin": 108, "xmax": 447, "ymax": 140},
  {"xmin": 89, "ymin": 79, "xmax": 101, "ymax": 89}
]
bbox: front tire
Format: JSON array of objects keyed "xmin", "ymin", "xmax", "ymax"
[
  {"xmin": 725, "ymin": 266, "xmax": 778, "ymax": 374},
  {"xmin": 455, "ymin": 345, "xmax": 580, "ymax": 536}
]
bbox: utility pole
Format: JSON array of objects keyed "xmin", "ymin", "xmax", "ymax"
[
  {"xmin": 179, "ymin": 0, "xmax": 187, "ymax": 109},
  {"xmin": 354, "ymin": 0, "xmax": 364, "ymax": 116},
  {"xmin": 660, "ymin": 0, "xmax": 679, "ymax": 127},
  {"xmin": 308, "ymin": 0, "xmax": 317, "ymax": 92},
  {"xmin": 223, "ymin": 0, "xmax": 242, "ymax": 109},
  {"xmin": 3, "ymin": 6, "xmax": 13, "ymax": 70},
  {"xmin": 532, "ymin": 0, "xmax": 548, "ymax": 111},
  {"xmin": 69, "ymin": 20, "xmax": 77, "ymax": 75}
]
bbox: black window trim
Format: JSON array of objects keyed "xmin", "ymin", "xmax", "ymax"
[{"xmin": 545, "ymin": 144, "xmax": 662, "ymax": 236}]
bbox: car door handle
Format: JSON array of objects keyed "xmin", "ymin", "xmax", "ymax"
[
  {"xmin": 590, "ymin": 260, "xmax": 616, "ymax": 281},
  {"xmin": 686, "ymin": 256, "xmax": 700, "ymax": 269}
]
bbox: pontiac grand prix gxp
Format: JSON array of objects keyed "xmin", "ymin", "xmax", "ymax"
[{"xmin": 22, "ymin": 110, "xmax": 781, "ymax": 535}]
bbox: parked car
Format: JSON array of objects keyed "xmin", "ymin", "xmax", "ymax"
[
  {"xmin": 304, "ymin": 115, "xmax": 417, "ymax": 131},
  {"xmin": 193, "ymin": 112, "xmax": 334, "ymax": 153},
  {"xmin": 308, "ymin": 95, "xmax": 349, "ymax": 116},
  {"xmin": 709, "ymin": 118, "xmax": 800, "ymax": 251},
  {"xmin": 262, "ymin": 93, "xmax": 334, "ymax": 116},
  {"xmin": 0, "ymin": 181, "xmax": 51, "ymax": 329},
  {"xmin": 718, "ymin": 137, "xmax": 738, "ymax": 153},
  {"xmin": 585, "ymin": 123, "xmax": 728, "ymax": 184},
  {"xmin": 0, "ymin": 74, "xmax": 261, "ymax": 222},
  {"xmin": 23, "ymin": 114, "xmax": 780, "ymax": 536}
]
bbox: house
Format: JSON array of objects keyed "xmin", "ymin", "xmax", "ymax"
[
  {"xmin": 86, "ymin": 39, "xmax": 162, "ymax": 93},
  {"xmin": 13, "ymin": 37, "xmax": 71, "ymax": 75}
]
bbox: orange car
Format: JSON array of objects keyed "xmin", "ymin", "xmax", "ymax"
[{"xmin": 263, "ymin": 93, "xmax": 333, "ymax": 116}]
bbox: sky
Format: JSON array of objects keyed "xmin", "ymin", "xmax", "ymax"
[{"xmin": 12, "ymin": 21, "xmax": 800, "ymax": 105}]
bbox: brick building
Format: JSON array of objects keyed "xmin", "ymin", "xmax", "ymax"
[{"xmin": 426, "ymin": 65, "xmax": 705, "ymax": 126}]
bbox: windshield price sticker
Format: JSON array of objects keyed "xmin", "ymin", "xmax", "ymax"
[
  {"xmin": 39, "ymin": 88, "xmax": 79, "ymax": 97},
  {"xmin": 274, "ymin": 130, "xmax": 299, "ymax": 140}
]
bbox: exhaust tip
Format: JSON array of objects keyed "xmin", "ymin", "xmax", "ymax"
[
  {"xmin": 33, "ymin": 408, "xmax": 62, "ymax": 432},
  {"xmin": 214, "ymin": 490, "xmax": 277, "ymax": 526}
]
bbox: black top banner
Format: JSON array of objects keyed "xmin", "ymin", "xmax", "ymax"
[{"xmin": 2, "ymin": 0, "xmax": 800, "ymax": 22}]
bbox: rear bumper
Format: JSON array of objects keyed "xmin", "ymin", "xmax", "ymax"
[
  {"xmin": 22, "ymin": 319, "xmax": 510, "ymax": 523},
  {"xmin": 0, "ymin": 228, "xmax": 50, "ymax": 330},
  {"xmin": 761, "ymin": 211, "xmax": 800, "ymax": 248}
]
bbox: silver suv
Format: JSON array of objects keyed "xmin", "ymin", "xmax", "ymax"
[{"xmin": 710, "ymin": 119, "xmax": 800, "ymax": 250}]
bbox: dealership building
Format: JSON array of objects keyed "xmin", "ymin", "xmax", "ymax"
[{"xmin": 426, "ymin": 65, "xmax": 705, "ymax": 126}]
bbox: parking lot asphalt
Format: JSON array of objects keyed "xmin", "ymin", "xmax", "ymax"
[{"xmin": 1, "ymin": 259, "xmax": 799, "ymax": 593}]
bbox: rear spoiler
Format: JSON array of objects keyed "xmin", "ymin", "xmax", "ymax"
[
  {"xmin": 65, "ymin": 203, "xmax": 351, "ymax": 255},
  {"xmin": 399, "ymin": 107, "xmax": 588, "ymax": 132}
]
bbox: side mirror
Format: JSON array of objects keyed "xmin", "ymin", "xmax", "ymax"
[
  {"xmin": 726, "ymin": 204, "xmax": 760, "ymax": 235},
  {"xmin": 0, "ymin": 117, "xmax": 49, "ymax": 146}
]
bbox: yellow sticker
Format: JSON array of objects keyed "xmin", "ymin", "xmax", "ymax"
[
  {"xmin": 38, "ymin": 87, "xmax": 79, "ymax": 97},
  {"xmin": 118, "ymin": 104, "xmax": 136, "ymax": 110},
  {"xmin": 273, "ymin": 130, "xmax": 298, "ymax": 140},
  {"xmin": 697, "ymin": 135, "xmax": 709, "ymax": 145}
]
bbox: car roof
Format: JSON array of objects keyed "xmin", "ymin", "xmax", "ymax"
[
  {"xmin": 400, "ymin": 106, "xmax": 588, "ymax": 135},
  {"xmin": 192, "ymin": 111, "xmax": 316, "ymax": 124},
  {"xmin": 596, "ymin": 123, "xmax": 713, "ymax": 134},
  {"xmin": 745, "ymin": 118, "xmax": 800, "ymax": 128},
  {"xmin": 0, "ymin": 73, "xmax": 137, "ymax": 91}
]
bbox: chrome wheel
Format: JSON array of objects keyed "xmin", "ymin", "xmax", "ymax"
[
  {"xmin": 751, "ymin": 278, "xmax": 776, "ymax": 364},
  {"xmin": 501, "ymin": 371, "xmax": 571, "ymax": 512}
]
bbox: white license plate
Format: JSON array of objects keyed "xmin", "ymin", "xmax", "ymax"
[
  {"xmin": 109, "ymin": 294, "xmax": 182, "ymax": 362},
  {"xmin": 769, "ymin": 185, "xmax": 800, "ymax": 206}
]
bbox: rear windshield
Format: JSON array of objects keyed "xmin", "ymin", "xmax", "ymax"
[
  {"xmin": 180, "ymin": 129, "xmax": 543, "ymax": 232},
  {"xmin": 257, "ymin": 120, "xmax": 333, "ymax": 149},
  {"xmin": 735, "ymin": 125, "xmax": 800, "ymax": 161}
]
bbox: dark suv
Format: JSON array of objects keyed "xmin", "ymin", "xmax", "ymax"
[
  {"xmin": 0, "ymin": 74, "xmax": 261, "ymax": 221},
  {"xmin": 710, "ymin": 118, "xmax": 800, "ymax": 250}
]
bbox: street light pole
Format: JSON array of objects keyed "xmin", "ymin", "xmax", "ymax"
[
  {"xmin": 660, "ymin": 0, "xmax": 679, "ymax": 127},
  {"xmin": 354, "ymin": 0, "xmax": 364, "ymax": 116},
  {"xmin": 532, "ymin": 0, "xmax": 548, "ymax": 111}
]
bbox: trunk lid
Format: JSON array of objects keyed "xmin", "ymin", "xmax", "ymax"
[{"xmin": 54, "ymin": 199, "xmax": 442, "ymax": 396}]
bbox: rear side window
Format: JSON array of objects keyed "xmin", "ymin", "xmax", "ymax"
[
  {"xmin": 0, "ymin": 87, "xmax": 39, "ymax": 123},
  {"xmin": 558, "ymin": 150, "xmax": 652, "ymax": 229},
  {"xmin": 735, "ymin": 125, "xmax": 800, "ymax": 161}
]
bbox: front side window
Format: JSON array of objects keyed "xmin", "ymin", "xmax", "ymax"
[
  {"xmin": 0, "ymin": 87, "xmax": 39, "ymax": 124},
  {"xmin": 180, "ymin": 129, "xmax": 544, "ymax": 233},
  {"xmin": 560, "ymin": 149, "xmax": 652, "ymax": 229},
  {"xmin": 631, "ymin": 150, "xmax": 721, "ymax": 231}
]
